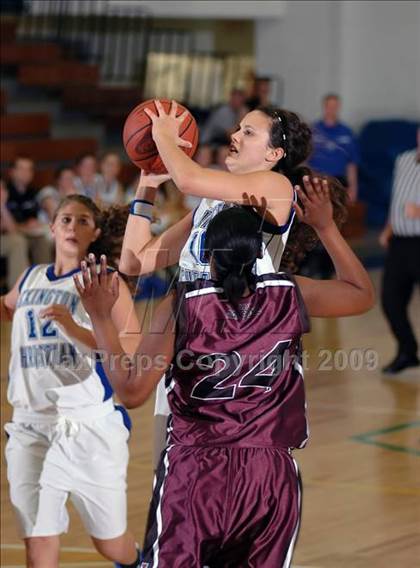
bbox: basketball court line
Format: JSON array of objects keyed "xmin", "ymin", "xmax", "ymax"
[
  {"xmin": 351, "ymin": 420, "xmax": 420, "ymax": 456},
  {"xmin": 1, "ymin": 544, "xmax": 99, "ymax": 553}
]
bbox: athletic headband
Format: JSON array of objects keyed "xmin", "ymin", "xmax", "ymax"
[{"xmin": 273, "ymin": 111, "xmax": 287, "ymax": 157}]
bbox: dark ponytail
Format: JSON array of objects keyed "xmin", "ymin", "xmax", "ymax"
[
  {"xmin": 258, "ymin": 107, "xmax": 348, "ymax": 272},
  {"xmin": 205, "ymin": 207, "xmax": 262, "ymax": 306}
]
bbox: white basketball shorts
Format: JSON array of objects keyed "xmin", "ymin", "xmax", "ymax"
[{"xmin": 5, "ymin": 404, "xmax": 130, "ymax": 539}]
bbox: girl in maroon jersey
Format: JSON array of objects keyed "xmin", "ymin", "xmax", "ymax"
[
  {"xmin": 75, "ymin": 178, "xmax": 374, "ymax": 568},
  {"xmin": 120, "ymin": 101, "xmax": 348, "ymax": 463}
]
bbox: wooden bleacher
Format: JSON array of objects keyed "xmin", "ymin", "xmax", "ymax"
[
  {"xmin": 0, "ymin": 18, "xmax": 17, "ymax": 43},
  {"xmin": 0, "ymin": 42, "xmax": 62, "ymax": 65},
  {"xmin": 0, "ymin": 19, "xmax": 101, "ymax": 175},
  {"xmin": 1, "ymin": 113, "xmax": 50, "ymax": 138},
  {"xmin": 1, "ymin": 138, "xmax": 98, "ymax": 164},
  {"xmin": 19, "ymin": 62, "xmax": 99, "ymax": 88},
  {"xmin": 0, "ymin": 89, "xmax": 7, "ymax": 113},
  {"xmin": 62, "ymin": 86, "xmax": 141, "ymax": 115}
]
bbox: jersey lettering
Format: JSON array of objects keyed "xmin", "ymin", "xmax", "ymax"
[
  {"xmin": 25, "ymin": 309, "xmax": 58, "ymax": 340},
  {"xmin": 191, "ymin": 351, "xmax": 242, "ymax": 400},
  {"xmin": 238, "ymin": 340, "xmax": 291, "ymax": 392},
  {"xmin": 189, "ymin": 229, "xmax": 207, "ymax": 266},
  {"xmin": 190, "ymin": 342, "xmax": 292, "ymax": 401}
]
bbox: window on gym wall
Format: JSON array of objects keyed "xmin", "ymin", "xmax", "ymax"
[
  {"xmin": 144, "ymin": 50, "xmax": 255, "ymax": 109},
  {"xmin": 143, "ymin": 20, "xmax": 256, "ymax": 108}
]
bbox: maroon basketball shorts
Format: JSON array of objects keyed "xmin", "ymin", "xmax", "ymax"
[{"xmin": 142, "ymin": 445, "xmax": 302, "ymax": 567}]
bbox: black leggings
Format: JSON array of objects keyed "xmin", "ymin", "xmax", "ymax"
[{"xmin": 381, "ymin": 236, "xmax": 420, "ymax": 357}]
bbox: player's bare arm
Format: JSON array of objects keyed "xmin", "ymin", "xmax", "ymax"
[
  {"xmin": 119, "ymin": 171, "xmax": 194, "ymax": 275},
  {"xmin": 0, "ymin": 269, "xmax": 31, "ymax": 321},
  {"xmin": 75, "ymin": 254, "xmax": 174, "ymax": 407},
  {"xmin": 294, "ymin": 177, "xmax": 375, "ymax": 317},
  {"xmin": 144, "ymin": 100, "xmax": 293, "ymax": 221}
]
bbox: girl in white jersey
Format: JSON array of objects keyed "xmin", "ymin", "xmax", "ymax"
[
  {"xmin": 119, "ymin": 102, "xmax": 347, "ymax": 460},
  {"xmin": 0, "ymin": 195, "xmax": 142, "ymax": 568}
]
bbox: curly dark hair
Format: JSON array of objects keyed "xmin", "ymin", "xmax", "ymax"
[{"xmin": 258, "ymin": 107, "xmax": 348, "ymax": 272}]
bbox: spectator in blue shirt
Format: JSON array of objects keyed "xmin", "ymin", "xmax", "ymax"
[{"xmin": 308, "ymin": 94, "xmax": 359, "ymax": 202}]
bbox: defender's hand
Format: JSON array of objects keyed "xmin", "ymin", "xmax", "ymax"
[
  {"xmin": 294, "ymin": 177, "xmax": 334, "ymax": 232},
  {"xmin": 73, "ymin": 254, "xmax": 119, "ymax": 319}
]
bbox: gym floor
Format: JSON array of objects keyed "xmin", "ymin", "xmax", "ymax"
[{"xmin": 1, "ymin": 269, "xmax": 419, "ymax": 568}]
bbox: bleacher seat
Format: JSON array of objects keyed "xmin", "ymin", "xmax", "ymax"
[
  {"xmin": 1, "ymin": 113, "xmax": 50, "ymax": 138},
  {"xmin": 1, "ymin": 138, "xmax": 97, "ymax": 164}
]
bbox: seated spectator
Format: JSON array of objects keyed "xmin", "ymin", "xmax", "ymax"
[
  {"xmin": 246, "ymin": 76, "xmax": 273, "ymax": 111},
  {"xmin": 1, "ymin": 157, "xmax": 52, "ymax": 289},
  {"xmin": 195, "ymin": 88, "xmax": 248, "ymax": 168},
  {"xmin": 1, "ymin": 176, "xmax": 29, "ymax": 291},
  {"xmin": 153, "ymin": 182, "xmax": 191, "ymax": 234},
  {"xmin": 37, "ymin": 167, "xmax": 78, "ymax": 222},
  {"xmin": 73, "ymin": 153, "xmax": 102, "ymax": 200},
  {"xmin": 308, "ymin": 93, "xmax": 359, "ymax": 202},
  {"xmin": 97, "ymin": 152, "xmax": 124, "ymax": 207}
]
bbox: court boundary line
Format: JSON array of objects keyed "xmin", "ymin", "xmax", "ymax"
[{"xmin": 351, "ymin": 420, "xmax": 420, "ymax": 456}]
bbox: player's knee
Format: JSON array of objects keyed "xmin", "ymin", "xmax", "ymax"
[
  {"xmin": 25, "ymin": 536, "xmax": 59, "ymax": 568},
  {"xmin": 91, "ymin": 533, "xmax": 133, "ymax": 561}
]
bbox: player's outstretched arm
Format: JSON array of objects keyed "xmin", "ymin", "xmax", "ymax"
[
  {"xmin": 120, "ymin": 171, "xmax": 194, "ymax": 276},
  {"xmin": 75, "ymin": 255, "xmax": 175, "ymax": 408},
  {"xmin": 144, "ymin": 100, "xmax": 293, "ymax": 220},
  {"xmin": 0, "ymin": 268, "xmax": 30, "ymax": 321},
  {"xmin": 294, "ymin": 177, "xmax": 375, "ymax": 317}
]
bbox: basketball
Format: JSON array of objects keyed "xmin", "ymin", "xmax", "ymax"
[{"xmin": 122, "ymin": 98, "xmax": 199, "ymax": 174}]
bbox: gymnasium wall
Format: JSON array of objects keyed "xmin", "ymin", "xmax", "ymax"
[
  {"xmin": 256, "ymin": 0, "xmax": 420, "ymax": 127},
  {"xmin": 339, "ymin": 0, "xmax": 420, "ymax": 127}
]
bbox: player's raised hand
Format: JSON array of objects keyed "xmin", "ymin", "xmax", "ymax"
[
  {"xmin": 73, "ymin": 254, "xmax": 119, "ymax": 319},
  {"xmin": 294, "ymin": 176, "xmax": 334, "ymax": 233},
  {"xmin": 144, "ymin": 100, "xmax": 193, "ymax": 148}
]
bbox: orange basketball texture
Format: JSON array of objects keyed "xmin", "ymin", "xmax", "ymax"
[{"xmin": 123, "ymin": 99, "xmax": 199, "ymax": 174}]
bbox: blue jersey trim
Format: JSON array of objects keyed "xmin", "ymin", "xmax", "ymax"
[
  {"xmin": 18, "ymin": 265, "xmax": 38, "ymax": 292},
  {"xmin": 46, "ymin": 264, "xmax": 81, "ymax": 282},
  {"xmin": 95, "ymin": 357, "xmax": 114, "ymax": 401},
  {"xmin": 243, "ymin": 206, "xmax": 295, "ymax": 235},
  {"xmin": 114, "ymin": 404, "xmax": 132, "ymax": 432},
  {"xmin": 242, "ymin": 188, "xmax": 296, "ymax": 236},
  {"xmin": 192, "ymin": 204, "xmax": 200, "ymax": 227}
]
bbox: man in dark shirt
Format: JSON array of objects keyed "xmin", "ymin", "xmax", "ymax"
[
  {"xmin": 246, "ymin": 76, "xmax": 273, "ymax": 111},
  {"xmin": 1, "ymin": 157, "xmax": 51, "ymax": 289}
]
